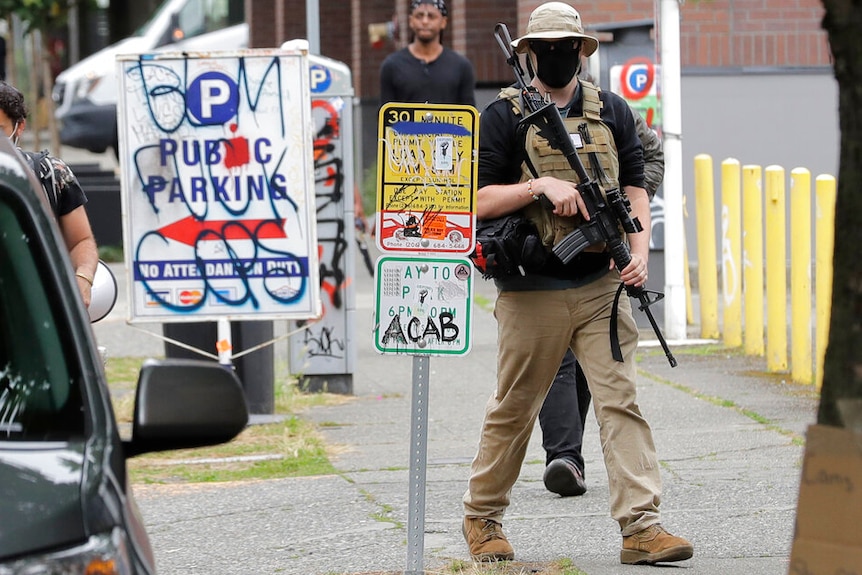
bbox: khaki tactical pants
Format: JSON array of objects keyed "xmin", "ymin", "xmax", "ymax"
[{"xmin": 463, "ymin": 271, "xmax": 662, "ymax": 536}]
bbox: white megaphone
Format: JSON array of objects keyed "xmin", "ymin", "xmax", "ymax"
[{"xmin": 88, "ymin": 260, "xmax": 118, "ymax": 323}]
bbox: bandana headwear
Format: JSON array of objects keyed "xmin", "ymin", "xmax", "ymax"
[{"xmin": 410, "ymin": 0, "xmax": 448, "ymax": 17}]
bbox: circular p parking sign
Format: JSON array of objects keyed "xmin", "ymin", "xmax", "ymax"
[{"xmin": 619, "ymin": 57, "xmax": 655, "ymax": 101}]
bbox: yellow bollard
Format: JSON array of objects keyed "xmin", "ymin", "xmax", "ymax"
[
  {"xmin": 790, "ymin": 168, "xmax": 812, "ymax": 384},
  {"xmin": 694, "ymin": 154, "xmax": 719, "ymax": 339},
  {"xmin": 742, "ymin": 165, "xmax": 764, "ymax": 356},
  {"xmin": 683, "ymin": 196, "xmax": 694, "ymax": 325},
  {"xmin": 815, "ymin": 174, "xmax": 836, "ymax": 389},
  {"xmin": 684, "ymin": 236, "xmax": 694, "ymax": 325},
  {"xmin": 765, "ymin": 166, "xmax": 787, "ymax": 372},
  {"xmin": 721, "ymin": 159, "xmax": 742, "ymax": 347}
]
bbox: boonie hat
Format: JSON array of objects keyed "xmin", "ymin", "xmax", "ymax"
[{"xmin": 512, "ymin": 2, "xmax": 599, "ymax": 57}]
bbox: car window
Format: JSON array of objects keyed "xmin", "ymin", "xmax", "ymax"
[
  {"xmin": 178, "ymin": 0, "xmax": 244, "ymax": 39},
  {"xmin": 0, "ymin": 198, "xmax": 85, "ymax": 441}
]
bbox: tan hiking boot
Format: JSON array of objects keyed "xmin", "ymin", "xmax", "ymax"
[
  {"xmin": 621, "ymin": 524, "xmax": 693, "ymax": 565},
  {"xmin": 462, "ymin": 517, "xmax": 514, "ymax": 561}
]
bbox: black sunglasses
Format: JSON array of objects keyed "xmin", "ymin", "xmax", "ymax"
[{"xmin": 529, "ymin": 39, "xmax": 581, "ymax": 56}]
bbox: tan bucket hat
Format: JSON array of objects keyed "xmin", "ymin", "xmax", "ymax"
[{"xmin": 512, "ymin": 2, "xmax": 599, "ymax": 57}]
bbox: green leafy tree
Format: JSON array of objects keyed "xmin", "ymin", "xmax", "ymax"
[
  {"xmin": 817, "ymin": 0, "xmax": 862, "ymax": 428},
  {"xmin": 0, "ymin": 0, "xmax": 94, "ymax": 152},
  {"xmin": 0, "ymin": 1, "xmax": 69, "ymax": 33}
]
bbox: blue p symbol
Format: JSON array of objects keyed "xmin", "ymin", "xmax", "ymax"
[
  {"xmin": 188, "ymin": 72, "xmax": 238, "ymax": 125},
  {"xmin": 629, "ymin": 68, "xmax": 649, "ymax": 93},
  {"xmin": 310, "ymin": 65, "xmax": 331, "ymax": 93}
]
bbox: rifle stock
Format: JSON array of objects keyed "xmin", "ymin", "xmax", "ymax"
[{"xmin": 494, "ymin": 22, "xmax": 677, "ymax": 368}]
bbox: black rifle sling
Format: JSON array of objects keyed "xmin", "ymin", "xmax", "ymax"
[
  {"xmin": 577, "ymin": 122, "xmax": 609, "ymax": 186},
  {"xmin": 578, "ymin": 122, "xmax": 625, "ymax": 362},
  {"xmin": 610, "ymin": 282, "xmax": 626, "ymax": 363}
]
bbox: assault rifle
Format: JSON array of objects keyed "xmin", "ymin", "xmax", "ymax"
[{"xmin": 493, "ymin": 22, "xmax": 677, "ymax": 367}]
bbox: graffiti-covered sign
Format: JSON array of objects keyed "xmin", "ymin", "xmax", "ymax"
[
  {"xmin": 375, "ymin": 103, "xmax": 478, "ymax": 255},
  {"xmin": 289, "ymin": 53, "xmax": 357, "ymax": 385},
  {"xmin": 374, "ymin": 256, "xmax": 473, "ymax": 356},
  {"xmin": 117, "ymin": 49, "xmax": 320, "ymax": 322}
]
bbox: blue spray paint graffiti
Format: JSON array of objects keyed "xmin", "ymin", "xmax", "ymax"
[{"xmin": 120, "ymin": 52, "xmax": 318, "ymax": 319}]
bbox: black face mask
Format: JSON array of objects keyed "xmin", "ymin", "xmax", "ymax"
[{"xmin": 532, "ymin": 40, "xmax": 581, "ymax": 89}]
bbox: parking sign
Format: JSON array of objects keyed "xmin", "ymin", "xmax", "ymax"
[
  {"xmin": 374, "ymin": 256, "xmax": 473, "ymax": 356},
  {"xmin": 375, "ymin": 103, "xmax": 478, "ymax": 255},
  {"xmin": 117, "ymin": 49, "xmax": 320, "ymax": 323}
]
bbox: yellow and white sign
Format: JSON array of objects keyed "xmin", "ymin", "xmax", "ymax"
[{"xmin": 375, "ymin": 103, "xmax": 478, "ymax": 255}]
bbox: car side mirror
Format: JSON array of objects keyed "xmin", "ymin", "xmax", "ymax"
[
  {"xmin": 89, "ymin": 260, "xmax": 117, "ymax": 323},
  {"xmin": 125, "ymin": 358, "xmax": 249, "ymax": 457}
]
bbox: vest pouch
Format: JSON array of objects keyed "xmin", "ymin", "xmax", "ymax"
[{"xmin": 470, "ymin": 213, "xmax": 547, "ymax": 279}]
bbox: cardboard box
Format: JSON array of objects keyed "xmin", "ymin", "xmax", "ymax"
[
  {"xmin": 789, "ymin": 539, "xmax": 862, "ymax": 573},
  {"xmin": 788, "ymin": 424, "xmax": 862, "ymax": 573}
]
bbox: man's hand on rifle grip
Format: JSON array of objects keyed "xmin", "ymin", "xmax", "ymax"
[
  {"xmin": 614, "ymin": 251, "xmax": 649, "ymax": 288},
  {"xmin": 532, "ymin": 177, "xmax": 590, "ymax": 220}
]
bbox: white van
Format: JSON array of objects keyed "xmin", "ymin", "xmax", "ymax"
[{"xmin": 52, "ymin": 0, "xmax": 247, "ymax": 156}]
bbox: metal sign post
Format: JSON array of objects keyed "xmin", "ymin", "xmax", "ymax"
[
  {"xmin": 405, "ymin": 354, "xmax": 429, "ymax": 575},
  {"xmin": 373, "ymin": 103, "xmax": 479, "ymax": 574}
]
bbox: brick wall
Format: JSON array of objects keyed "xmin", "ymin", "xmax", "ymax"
[
  {"xmin": 514, "ymin": 0, "xmax": 830, "ymax": 68},
  {"xmin": 248, "ymin": 0, "xmax": 831, "ymax": 98},
  {"xmin": 247, "ymin": 0, "xmax": 352, "ymax": 67},
  {"xmin": 247, "ymin": 0, "xmax": 395, "ymax": 100},
  {"xmin": 353, "ymin": 0, "xmax": 394, "ymax": 98},
  {"xmin": 247, "ymin": 0, "xmax": 278, "ymax": 49},
  {"xmin": 678, "ymin": 0, "xmax": 830, "ymax": 67},
  {"xmin": 455, "ymin": 0, "xmax": 518, "ymax": 85}
]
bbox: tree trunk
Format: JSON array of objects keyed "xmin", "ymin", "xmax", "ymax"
[
  {"xmin": 28, "ymin": 32, "xmax": 41, "ymax": 151},
  {"xmin": 817, "ymin": 0, "xmax": 862, "ymax": 427},
  {"xmin": 3, "ymin": 15, "xmax": 13, "ymax": 86},
  {"xmin": 40, "ymin": 33, "xmax": 60, "ymax": 155}
]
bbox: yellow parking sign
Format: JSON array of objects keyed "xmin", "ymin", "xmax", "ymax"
[{"xmin": 375, "ymin": 103, "xmax": 478, "ymax": 255}]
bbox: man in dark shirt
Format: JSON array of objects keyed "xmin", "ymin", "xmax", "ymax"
[
  {"xmin": 0, "ymin": 81, "xmax": 98, "ymax": 308},
  {"xmin": 379, "ymin": 0, "xmax": 475, "ymax": 107},
  {"xmin": 461, "ymin": 2, "xmax": 692, "ymax": 566}
]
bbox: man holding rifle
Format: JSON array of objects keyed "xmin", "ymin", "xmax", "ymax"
[{"xmin": 461, "ymin": 2, "xmax": 692, "ymax": 565}]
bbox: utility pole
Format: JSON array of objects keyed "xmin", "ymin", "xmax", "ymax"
[
  {"xmin": 659, "ymin": 0, "xmax": 687, "ymax": 341},
  {"xmin": 67, "ymin": 5, "xmax": 80, "ymax": 65},
  {"xmin": 306, "ymin": 0, "xmax": 319, "ymax": 54}
]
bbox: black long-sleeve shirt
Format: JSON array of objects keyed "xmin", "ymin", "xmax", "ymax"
[
  {"xmin": 477, "ymin": 83, "xmax": 645, "ymax": 287},
  {"xmin": 477, "ymin": 85, "xmax": 644, "ymax": 191},
  {"xmin": 379, "ymin": 47, "xmax": 476, "ymax": 107}
]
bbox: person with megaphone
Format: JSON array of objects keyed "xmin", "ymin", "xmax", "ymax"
[{"xmin": 0, "ymin": 80, "xmax": 102, "ymax": 314}]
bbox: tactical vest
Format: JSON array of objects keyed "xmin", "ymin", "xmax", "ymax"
[{"xmin": 497, "ymin": 80, "xmax": 620, "ymax": 249}]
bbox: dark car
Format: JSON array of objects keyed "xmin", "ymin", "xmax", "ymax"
[{"xmin": 0, "ymin": 136, "xmax": 249, "ymax": 574}]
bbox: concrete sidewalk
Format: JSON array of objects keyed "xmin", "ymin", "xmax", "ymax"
[
  {"xmin": 41, "ymin": 140, "xmax": 814, "ymax": 574},
  {"xmin": 104, "ymin": 256, "xmax": 817, "ymax": 575}
]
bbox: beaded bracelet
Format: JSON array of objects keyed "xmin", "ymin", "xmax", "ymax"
[{"xmin": 527, "ymin": 178, "xmax": 540, "ymax": 201}]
